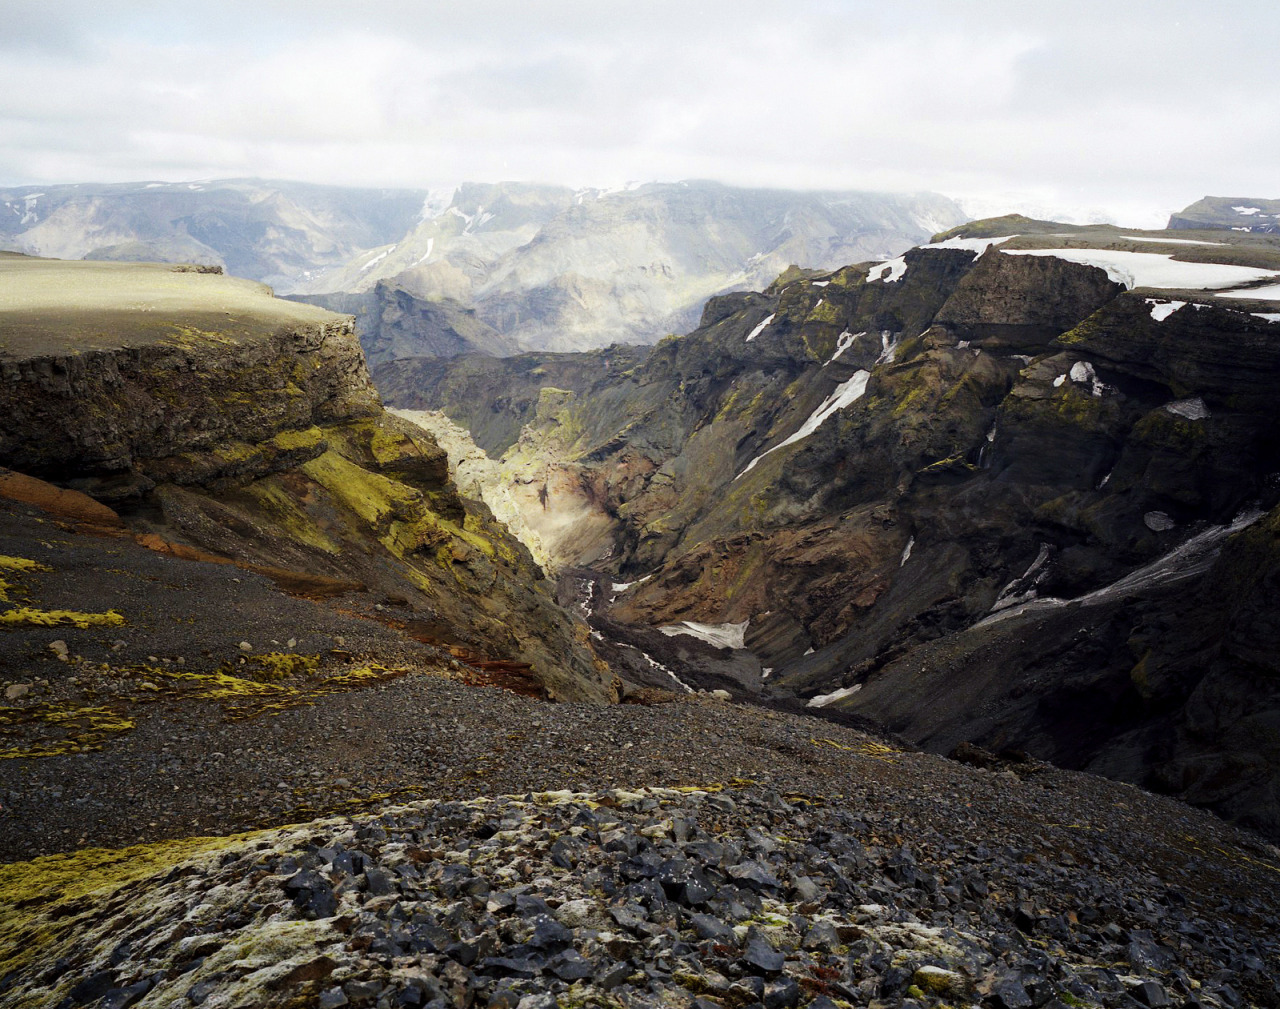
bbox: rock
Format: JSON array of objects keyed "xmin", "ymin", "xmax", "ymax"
[
  {"xmin": 989, "ymin": 975, "xmax": 1034, "ymax": 1009},
  {"xmin": 763, "ymin": 977, "xmax": 800, "ymax": 1009},
  {"xmin": 1128, "ymin": 979, "xmax": 1172, "ymax": 1007},
  {"xmin": 4, "ymin": 683, "xmax": 30, "ymax": 700},
  {"xmin": 742, "ymin": 934, "xmax": 785, "ymax": 974},
  {"xmin": 48, "ymin": 640, "xmax": 68, "ymax": 661},
  {"xmin": 690, "ymin": 913, "xmax": 736, "ymax": 942},
  {"xmin": 912, "ymin": 965, "xmax": 972, "ymax": 999},
  {"xmin": 727, "ymin": 861, "xmax": 782, "ymax": 892},
  {"xmin": 239, "ymin": 641, "xmax": 252, "ymax": 652},
  {"xmin": 282, "ymin": 870, "xmax": 338, "ymax": 919},
  {"xmin": 318, "ymin": 987, "xmax": 349, "ymax": 1009}
]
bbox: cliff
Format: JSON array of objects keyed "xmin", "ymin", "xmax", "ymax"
[{"xmin": 0, "ymin": 254, "xmax": 614, "ymax": 706}]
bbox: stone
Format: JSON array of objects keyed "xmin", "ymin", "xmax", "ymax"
[
  {"xmin": 1129, "ymin": 980, "xmax": 1172, "ymax": 1007},
  {"xmin": 912, "ymin": 965, "xmax": 972, "ymax": 999},
  {"xmin": 727, "ymin": 860, "xmax": 782, "ymax": 891},
  {"xmin": 742, "ymin": 935, "xmax": 785, "ymax": 974},
  {"xmin": 990, "ymin": 975, "xmax": 1034, "ymax": 1009},
  {"xmin": 4, "ymin": 683, "xmax": 30, "ymax": 700},
  {"xmin": 690, "ymin": 913, "xmax": 735, "ymax": 941},
  {"xmin": 318, "ymin": 988, "xmax": 349, "ymax": 1009},
  {"xmin": 763, "ymin": 977, "xmax": 800, "ymax": 1009},
  {"xmin": 48, "ymin": 640, "xmax": 68, "ymax": 660}
]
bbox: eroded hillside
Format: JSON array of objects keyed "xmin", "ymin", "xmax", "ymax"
[{"xmin": 379, "ymin": 219, "xmax": 1280, "ymax": 838}]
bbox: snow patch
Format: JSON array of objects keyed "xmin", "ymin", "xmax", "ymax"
[
  {"xmin": 1253, "ymin": 313, "xmax": 1280, "ymax": 322},
  {"xmin": 1164, "ymin": 397, "xmax": 1210, "ymax": 421},
  {"xmin": 875, "ymin": 331, "xmax": 900, "ymax": 365},
  {"xmin": 1000, "ymin": 248, "xmax": 1280, "ymax": 292},
  {"xmin": 1068, "ymin": 360, "xmax": 1108, "ymax": 397},
  {"xmin": 359, "ymin": 247, "xmax": 394, "ymax": 272},
  {"xmin": 811, "ymin": 280, "xmax": 830, "ymax": 287},
  {"xmin": 1233, "ymin": 206, "xmax": 1263, "ymax": 216},
  {"xmin": 611, "ymin": 575, "xmax": 651, "ymax": 593},
  {"xmin": 867, "ymin": 257, "xmax": 908, "ymax": 283},
  {"xmin": 412, "ymin": 237, "xmax": 435, "ymax": 266},
  {"xmin": 900, "ymin": 536, "xmax": 914, "ymax": 567},
  {"xmin": 1147, "ymin": 299, "xmax": 1186, "ymax": 321},
  {"xmin": 1218, "ymin": 283, "xmax": 1280, "ymax": 301},
  {"xmin": 807, "ymin": 684, "xmax": 862, "ymax": 708},
  {"xmin": 737, "ymin": 371, "xmax": 871, "ymax": 478},
  {"xmin": 745, "ymin": 313, "xmax": 775, "ymax": 342},
  {"xmin": 925, "ymin": 235, "xmax": 1019, "ymax": 257},
  {"xmin": 826, "ymin": 330, "xmax": 863, "ymax": 365},
  {"xmin": 658, "ymin": 620, "xmax": 749, "ymax": 650}
]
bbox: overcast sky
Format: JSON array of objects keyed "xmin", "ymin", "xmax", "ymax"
[{"xmin": 2, "ymin": 0, "xmax": 1276, "ymax": 227}]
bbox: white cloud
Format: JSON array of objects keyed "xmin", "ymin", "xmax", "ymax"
[{"xmin": 0, "ymin": 0, "xmax": 1277, "ymax": 228}]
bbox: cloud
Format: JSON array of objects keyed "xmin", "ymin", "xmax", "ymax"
[{"xmin": 1, "ymin": 0, "xmax": 1277, "ymax": 226}]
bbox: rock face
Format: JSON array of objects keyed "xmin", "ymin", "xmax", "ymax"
[
  {"xmin": 381, "ymin": 220, "xmax": 1280, "ymax": 836},
  {"xmin": 0, "ymin": 255, "xmax": 614, "ymax": 703}
]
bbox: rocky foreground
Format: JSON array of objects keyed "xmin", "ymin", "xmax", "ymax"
[{"xmin": 3, "ymin": 749, "xmax": 1278, "ymax": 1009}]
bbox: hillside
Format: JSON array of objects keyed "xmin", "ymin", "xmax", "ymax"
[
  {"xmin": 1169, "ymin": 196, "xmax": 1280, "ymax": 234},
  {"xmin": 378, "ymin": 218, "xmax": 1280, "ymax": 839}
]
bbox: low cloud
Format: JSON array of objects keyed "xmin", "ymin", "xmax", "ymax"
[{"xmin": 1, "ymin": 0, "xmax": 1276, "ymax": 227}]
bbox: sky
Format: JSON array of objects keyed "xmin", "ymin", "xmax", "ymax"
[{"xmin": 2, "ymin": 0, "xmax": 1276, "ymax": 228}]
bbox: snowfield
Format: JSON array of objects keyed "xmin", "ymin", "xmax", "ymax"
[
  {"xmin": 658, "ymin": 620, "xmax": 749, "ymax": 650},
  {"xmin": 1000, "ymin": 248, "xmax": 1280, "ymax": 292}
]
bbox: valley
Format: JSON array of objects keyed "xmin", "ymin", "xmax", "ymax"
[{"xmin": 1, "ymin": 196, "xmax": 1278, "ymax": 1009}]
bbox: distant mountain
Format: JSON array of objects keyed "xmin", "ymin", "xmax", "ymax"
[
  {"xmin": 293, "ymin": 180, "xmax": 968, "ymax": 353},
  {"xmin": 1169, "ymin": 196, "xmax": 1280, "ymax": 233},
  {"xmin": 0, "ymin": 179, "xmax": 427, "ymax": 290}
]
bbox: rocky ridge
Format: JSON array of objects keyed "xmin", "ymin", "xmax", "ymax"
[{"xmin": 377, "ymin": 219, "xmax": 1280, "ymax": 837}]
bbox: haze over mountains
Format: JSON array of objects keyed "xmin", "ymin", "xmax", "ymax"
[{"xmin": 1, "ymin": 178, "xmax": 966, "ymax": 357}]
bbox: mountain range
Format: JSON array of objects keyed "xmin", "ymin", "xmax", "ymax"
[{"xmin": 1, "ymin": 177, "xmax": 966, "ymax": 358}]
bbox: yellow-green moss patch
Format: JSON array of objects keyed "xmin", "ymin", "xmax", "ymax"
[{"xmin": 0, "ymin": 606, "xmax": 125, "ymax": 629}]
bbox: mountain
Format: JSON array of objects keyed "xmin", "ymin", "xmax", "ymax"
[
  {"xmin": 0, "ymin": 179, "xmax": 427, "ymax": 290},
  {"xmin": 296, "ymin": 180, "xmax": 968, "ymax": 353},
  {"xmin": 378, "ymin": 218, "xmax": 1280, "ymax": 839},
  {"xmin": 1169, "ymin": 196, "xmax": 1280, "ymax": 234}
]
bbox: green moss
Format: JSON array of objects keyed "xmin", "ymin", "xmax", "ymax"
[
  {"xmin": 247, "ymin": 652, "xmax": 320, "ymax": 680},
  {"xmin": 271, "ymin": 425, "xmax": 326, "ymax": 453},
  {"xmin": 0, "ymin": 556, "xmax": 49, "ymax": 573},
  {"xmin": 807, "ymin": 299, "xmax": 842, "ymax": 325},
  {"xmin": 0, "ymin": 555, "xmax": 49, "ymax": 603},
  {"xmin": 244, "ymin": 479, "xmax": 341, "ymax": 554},
  {"xmin": 0, "ymin": 606, "xmax": 125, "ymax": 629},
  {"xmin": 0, "ymin": 703, "xmax": 136, "ymax": 759}
]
